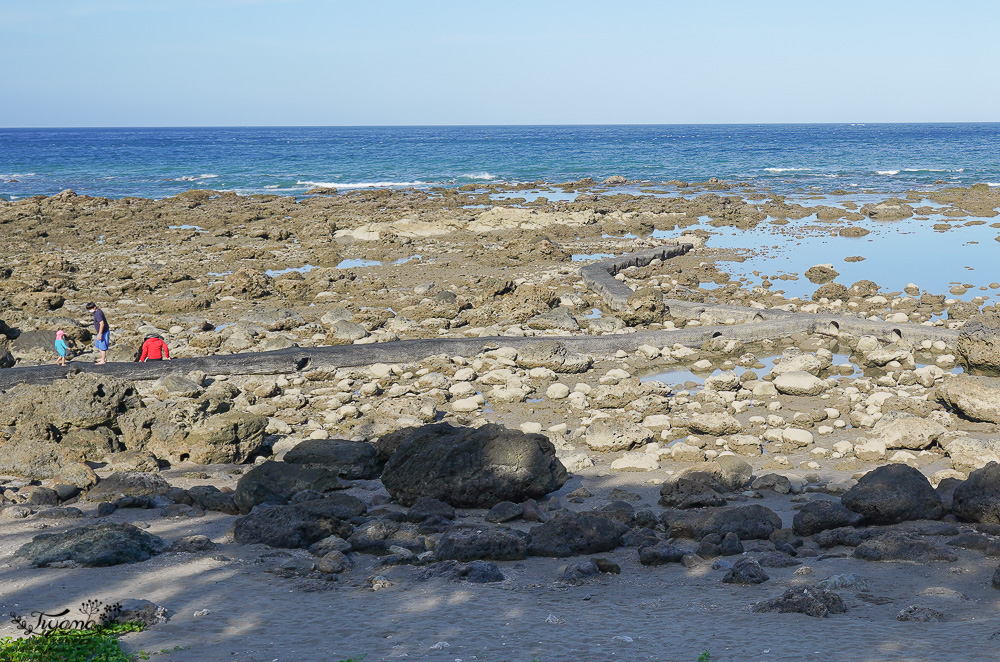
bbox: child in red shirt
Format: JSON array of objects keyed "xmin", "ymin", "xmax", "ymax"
[{"xmin": 139, "ymin": 334, "xmax": 171, "ymax": 361}]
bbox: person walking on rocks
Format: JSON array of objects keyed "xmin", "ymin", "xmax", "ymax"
[
  {"xmin": 54, "ymin": 329, "xmax": 71, "ymax": 366},
  {"xmin": 86, "ymin": 302, "xmax": 110, "ymax": 364},
  {"xmin": 139, "ymin": 333, "xmax": 171, "ymax": 362}
]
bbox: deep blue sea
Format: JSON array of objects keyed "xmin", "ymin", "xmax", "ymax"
[{"xmin": 2, "ymin": 124, "xmax": 1000, "ymax": 201}]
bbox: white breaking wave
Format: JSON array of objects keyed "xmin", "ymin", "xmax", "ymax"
[
  {"xmin": 987, "ymin": 182, "xmax": 1000, "ymax": 187},
  {"xmin": 172, "ymin": 174, "xmax": 219, "ymax": 182},
  {"xmin": 764, "ymin": 167, "xmax": 807, "ymax": 173},
  {"xmin": 296, "ymin": 180, "xmax": 428, "ymax": 189},
  {"xmin": 876, "ymin": 170, "xmax": 900, "ymax": 176},
  {"xmin": 462, "ymin": 172, "xmax": 495, "ymax": 180}
]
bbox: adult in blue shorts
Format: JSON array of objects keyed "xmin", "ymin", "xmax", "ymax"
[{"xmin": 86, "ymin": 302, "xmax": 111, "ymax": 364}]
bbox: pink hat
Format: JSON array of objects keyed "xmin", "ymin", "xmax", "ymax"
[{"xmin": 56, "ymin": 330, "xmax": 66, "ymax": 340}]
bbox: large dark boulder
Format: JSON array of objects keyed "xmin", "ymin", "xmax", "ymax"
[
  {"xmin": 664, "ymin": 505, "xmax": 782, "ymax": 541},
  {"xmin": 15, "ymin": 523, "xmax": 166, "ymax": 567},
  {"xmin": 952, "ymin": 462, "xmax": 1000, "ymax": 523},
  {"xmin": 527, "ymin": 512, "xmax": 627, "ymax": 557},
  {"xmin": 380, "ymin": 423, "xmax": 567, "ymax": 508},
  {"xmin": 283, "ymin": 439, "xmax": 377, "ymax": 480},
  {"xmin": 841, "ymin": 464, "xmax": 943, "ymax": 524},
  {"xmin": 233, "ymin": 461, "xmax": 348, "ymax": 513},
  {"xmin": 957, "ymin": 312, "xmax": 1000, "ymax": 376},
  {"xmin": 792, "ymin": 500, "xmax": 865, "ymax": 536},
  {"xmin": 231, "ymin": 498, "xmax": 359, "ymax": 548},
  {"xmin": 435, "ymin": 526, "xmax": 529, "ymax": 561}
]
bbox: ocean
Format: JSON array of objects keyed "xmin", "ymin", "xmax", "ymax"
[{"xmin": 2, "ymin": 123, "xmax": 1000, "ymax": 201}]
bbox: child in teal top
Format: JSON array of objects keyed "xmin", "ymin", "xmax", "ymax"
[{"xmin": 54, "ymin": 330, "xmax": 70, "ymax": 366}]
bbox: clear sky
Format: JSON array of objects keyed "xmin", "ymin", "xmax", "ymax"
[{"xmin": 1, "ymin": 0, "xmax": 997, "ymax": 127}]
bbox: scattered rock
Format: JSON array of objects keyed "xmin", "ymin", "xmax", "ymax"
[
  {"xmin": 722, "ymin": 558, "xmax": 769, "ymax": 585},
  {"xmin": 752, "ymin": 587, "xmax": 847, "ymax": 617},
  {"xmin": 15, "ymin": 523, "xmax": 166, "ymax": 567}
]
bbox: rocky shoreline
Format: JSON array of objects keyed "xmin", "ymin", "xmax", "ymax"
[{"xmin": 3, "ymin": 181, "xmax": 1000, "ymax": 660}]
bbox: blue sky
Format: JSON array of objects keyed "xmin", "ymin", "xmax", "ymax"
[{"xmin": 1, "ymin": 0, "xmax": 997, "ymax": 126}]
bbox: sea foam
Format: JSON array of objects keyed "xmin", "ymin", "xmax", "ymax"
[{"xmin": 297, "ymin": 180, "xmax": 428, "ymax": 189}]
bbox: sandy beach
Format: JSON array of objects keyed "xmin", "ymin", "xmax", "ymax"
[{"xmin": 2, "ymin": 181, "xmax": 1000, "ymax": 661}]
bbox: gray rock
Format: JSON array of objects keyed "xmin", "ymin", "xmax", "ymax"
[
  {"xmin": 584, "ymin": 418, "xmax": 653, "ymax": 452},
  {"xmin": 188, "ymin": 485, "xmax": 239, "ymax": 515},
  {"xmin": 817, "ymin": 573, "xmax": 869, "ymax": 591},
  {"xmin": 348, "ymin": 519, "xmax": 428, "ymax": 555},
  {"xmin": 852, "ymin": 533, "xmax": 958, "ymax": 562},
  {"xmin": 952, "ymin": 462, "xmax": 1000, "ymax": 523},
  {"xmin": 527, "ymin": 512, "xmax": 627, "ymax": 557},
  {"xmin": 664, "ymin": 505, "xmax": 783, "ymax": 541},
  {"xmin": 15, "ymin": 523, "xmax": 166, "ymax": 567},
  {"xmin": 514, "ymin": 341, "xmax": 591, "ymax": 373},
  {"xmin": 719, "ymin": 532, "xmax": 744, "ymax": 556},
  {"xmin": 814, "ymin": 526, "xmax": 883, "ymax": 548},
  {"xmin": 435, "ymin": 526, "xmax": 529, "ymax": 561},
  {"xmin": 896, "ymin": 606, "xmax": 946, "ymax": 622},
  {"xmin": 170, "ymin": 535, "xmax": 217, "ymax": 553},
  {"xmin": 752, "ymin": 587, "xmax": 847, "ymax": 617},
  {"xmin": 793, "ymin": 500, "xmax": 865, "ymax": 536},
  {"xmin": 485, "ymin": 500, "xmax": 523, "ymax": 523},
  {"xmin": 153, "ymin": 375, "xmax": 204, "ymax": 398},
  {"xmin": 754, "ymin": 552, "xmax": 802, "ymax": 568},
  {"xmin": 38, "ymin": 507, "xmax": 85, "ymax": 519},
  {"xmin": 283, "ymin": 439, "xmax": 378, "ymax": 480},
  {"xmin": 85, "ymin": 472, "xmax": 170, "ymax": 502},
  {"xmin": 722, "ymin": 558, "xmax": 769, "ymax": 585},
  {"xmin": 0, "ymin": 372, "xmax": 138, "ymax": 432},
  {"xmin": 406, "ymin": 497, "xmax": 456, "ymax": 522},
  {"xmin": 937, "ymin": 375, "xmax": 1000, "ymax": 424},
  {"xmin": 381, "ymin": 423, "xmax": 567, "ymax": 508},
  {"xmin": 114, "ymin": 599, "xmax": 169, "ymax": 626},
  {"xmin": 841, "ymin": 464, "xmax": 943, "ymax": 524},
  {"xmin": 232, "ymin": 498, "xmax": 360, "ymax": 549},
  {"xmin": 559, "ymin": 560, "xmax": 600, "ymax": 583},
  {"xmin": 956, "ymin": 312, "xmax": 1000, "ymax": 376},
  {"xmin": 233, "ymin": 460, "xmax": 348, "ymax": 513},
  {"xmin": 658, "ymin": 475, "xmax": 727, "ymax": 509},
  {"xmin": 638, "ymin": 541, "xmax": 687, "ymax": 566}
]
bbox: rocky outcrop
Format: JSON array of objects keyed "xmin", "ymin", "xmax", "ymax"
[
  {"xmin": 957, "ymin": 313, "xmax": 1000, "ymax": 376},
  {"xmin": 0, "ymin": 372, "xmax": 138, "ymax": 432},
  {"xmin": 380, "ymin": 423, "xmax": 567, "ymax": 508},
  {"xmin": 938, "ymin": 375, "xmax": 1000, "ymax": 424},
  {"xmin": 119, "ymin": 391, "xmax": 266, "ymax": 465}
]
